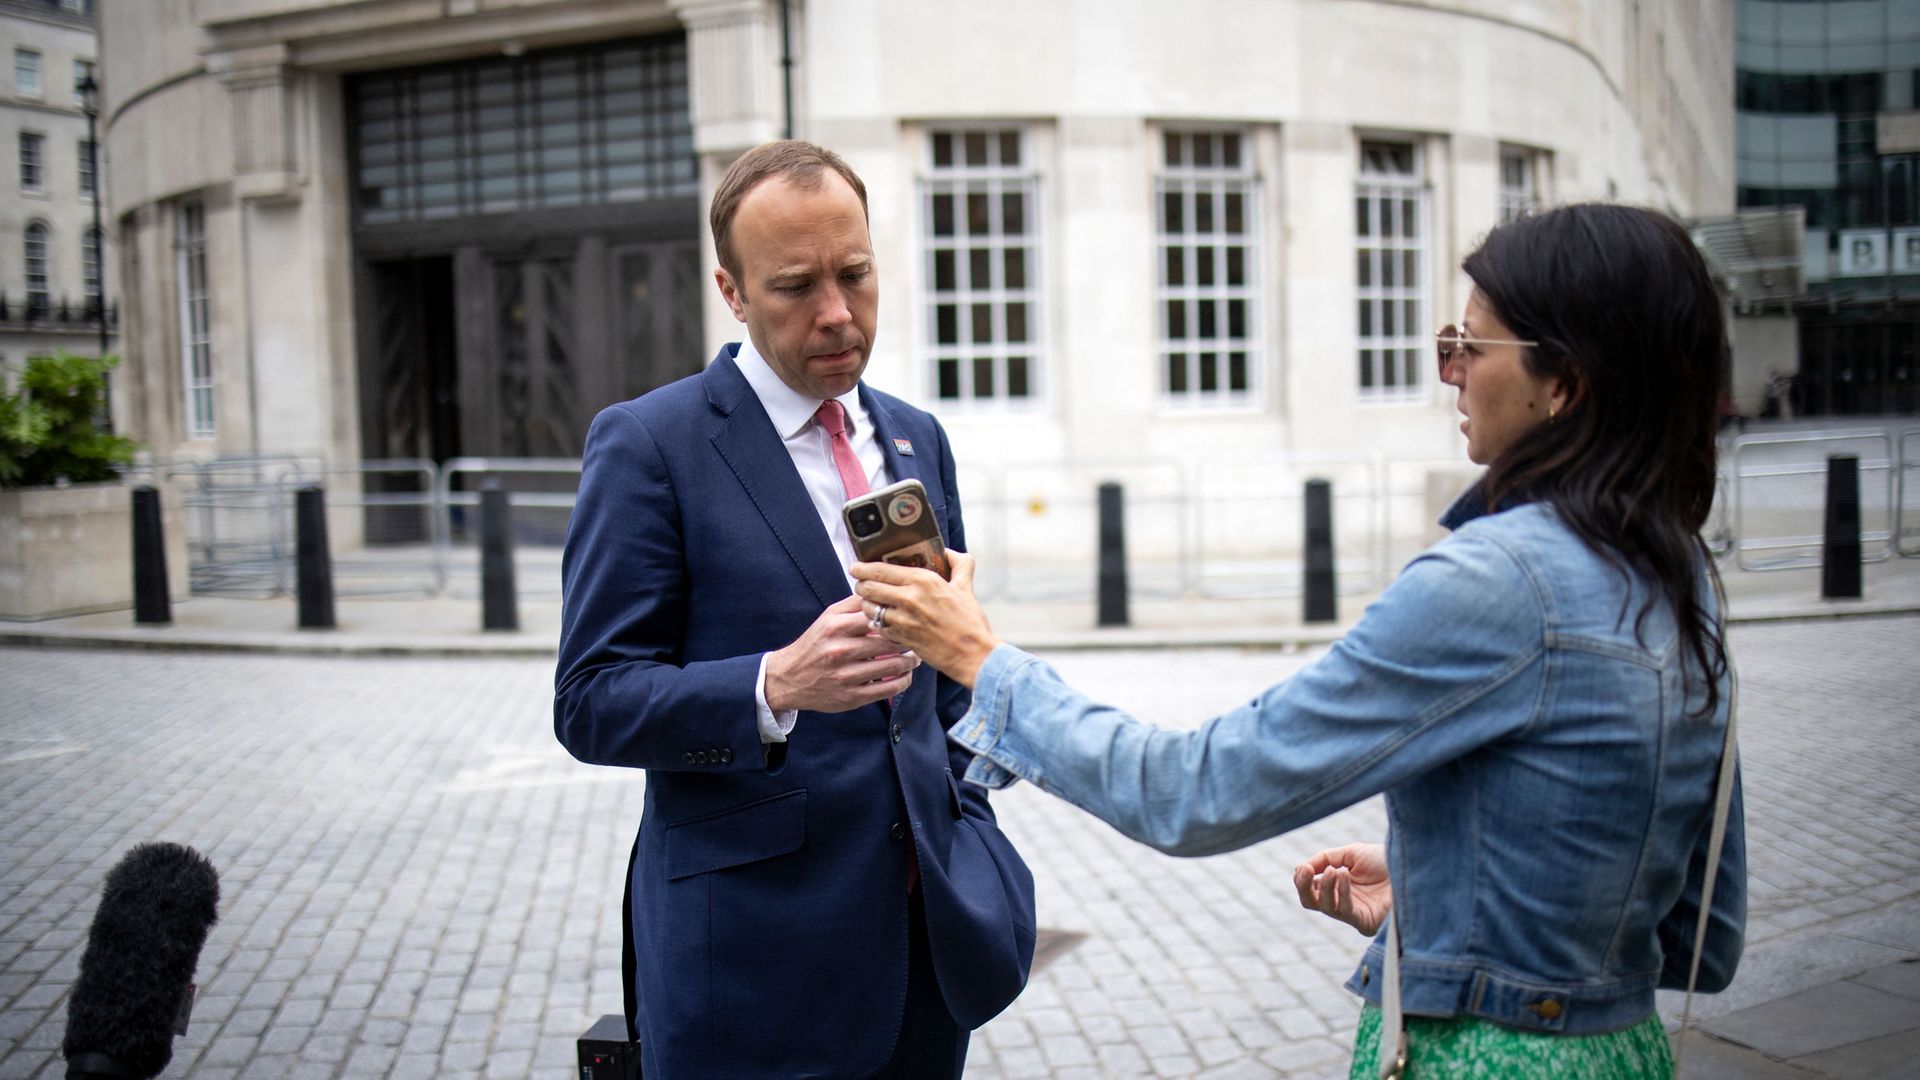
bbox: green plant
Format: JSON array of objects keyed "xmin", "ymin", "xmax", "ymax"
[{"xmin": 0, "ymin": 352, "xmax": 137, "ymax": 488}]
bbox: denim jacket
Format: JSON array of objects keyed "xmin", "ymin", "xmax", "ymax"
[{"xmin": 950, "ymin": 494, "xmax": 1745, "ymax": 1035}]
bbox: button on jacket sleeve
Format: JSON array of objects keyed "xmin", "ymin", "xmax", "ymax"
[{"xmin": 949, "ymin": 531, "xmax": 1550, "ymax": 854}]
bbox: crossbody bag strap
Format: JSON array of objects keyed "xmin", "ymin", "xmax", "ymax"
[
  {"xmin": 1677, "ymin": 621, "xmax": 1740, "ymax": 1069},
  {"xmin": 1377, "ymin": 912, "xmax": 1406, "ymax": 1079}
]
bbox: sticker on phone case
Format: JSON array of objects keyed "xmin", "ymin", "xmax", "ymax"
[{"xmin": 888, "ymin": 493, "xmax": 923, "ymax": 526}]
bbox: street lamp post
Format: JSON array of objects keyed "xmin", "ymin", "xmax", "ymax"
[{"xmin": 77, "ymin": 74, "xmax": 105, "ymax": 360}]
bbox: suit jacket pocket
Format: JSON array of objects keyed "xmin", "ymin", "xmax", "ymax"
[{"xmin": 664, "ymin": 788, "xmax": 807, "ymax": 880}]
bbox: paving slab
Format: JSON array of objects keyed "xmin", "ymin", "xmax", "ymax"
[
  {"xmin": 1791, "ymin": 1027, "xmax": 1920, "ymax": 1080},
  {"xmin": 1705, "ymin": 981, "xmax": 1920, "ymax": 1060},
  {"xmin": 1669, "ymin": 1032, "xmax": 1823, "ymax": 1079},
  {"xmin": 1851, "ymin": 960, "xmax": 1920, "ymax": 1002}
]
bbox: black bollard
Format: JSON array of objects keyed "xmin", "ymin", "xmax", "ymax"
[
  {"xmin": 1822, "ymin": 454, "xmax": 1862, "ymax": 600},
  {"xmin": 480, "ymin": 483, "xmax": 519, "ymax": 631},
  {"xmin": 1304, "ymin": 479, "xmax": 1336, "ymax": 623},
  {"xmin": 130, "ymin": 486, "xmax": 171, "ymax": 625},
  {"xmin": 1096, "ymin": 481, "xmax": 1128, "ymax": 627},
  {"xmin": 295, "ymin": 486, "xmax": 336, "ymax": 629}
]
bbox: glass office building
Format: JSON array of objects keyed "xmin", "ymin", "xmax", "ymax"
[{"xmin": 1737, "ymin": 0, "xmax": 1920, "ymax": 415}]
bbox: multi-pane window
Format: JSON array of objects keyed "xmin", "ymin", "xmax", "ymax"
[
  {"xmin": 1355, "ymin": 140, "xmax": 1428, "ymax": 399},
  {"xmin": 77, "ymin": 139, "xmax": 95, "ymax": 195},
  {"xmin": 23, "ymin": 222, "xmax": 48, "ymax": 313},
  {"xmin": 1499, "ymin": 148, "xmax": 1538, "ymax": 224},
  {"xmin": 176, "ymin": 203, "xmax": 214, "ymax": 439},
  {"xmin": 350, "ymin": 35, "xmax": 695, "ymax": 224},
  {"xmin": 19, "ymin": 132, "xmax": 43, "ymax": 192},
  {"xmin": 1157, "ymin": 129, "xmax": 1260, "ymax": 404},
  {"xmin": 922, "ymin": 127, "xmax": 1041, "ymax": 405},
  {"xmin": 72, "ymin": 59, "xmax": 93, "ymax": 97},
  {"xmin": 14, "ymin": 49, "xmax": 39, "ymax": 96},
  {"xmin": 81, "ymin": 226, "xmax": 100, "ymax": 310}
]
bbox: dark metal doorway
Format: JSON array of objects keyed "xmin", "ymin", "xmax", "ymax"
[
  {"xmin": 348, "ymin": 33, "xmax": 702, "ymax": 466},
  {"xmin": 356, "ymin": 228, "xmax": 703, "ymax": 462}
]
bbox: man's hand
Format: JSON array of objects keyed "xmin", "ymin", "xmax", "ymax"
[
  {"xmin": 764, "ymin": 595, "xmax": 919, "ymax": 713},
  {"xmin": 1292, "ymin": 842, "xmax": 1393, "ymax": 937}
]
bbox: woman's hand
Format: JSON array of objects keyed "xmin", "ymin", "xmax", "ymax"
[
  {"xmin": 1292, "ymin": 842, "xmax": 1392, "ymax": 937},
  {"xmin": 850, "ymin": 552, "xmax": 1000, "ymax": 688}
]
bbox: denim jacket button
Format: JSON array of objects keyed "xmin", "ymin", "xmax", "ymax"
[
  {"xmin": 1361, "ymin": 964, "xmax": 1371, "ymax": 986},
  {"xmin": 1527, "ymin": 999, "xmax": 1563, "ymax": 1021}
]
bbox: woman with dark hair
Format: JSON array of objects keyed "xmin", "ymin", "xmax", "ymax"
[{"xmin": 852, "ymin": 203, "xmax": 1744, "ymax": 1077}]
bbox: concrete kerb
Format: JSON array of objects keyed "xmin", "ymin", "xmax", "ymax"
[{"xmin": 0, "ymin": 573, "xmax": 1914, "ymax": 657}]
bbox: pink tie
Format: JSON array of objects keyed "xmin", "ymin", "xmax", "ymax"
[
  {"xmin": 816, "ymin": 398, "xmax": 916, "ymax": 892},
  {"xmin": 814, "ymin": 400, "xmax": 869, "ymax": 499}
]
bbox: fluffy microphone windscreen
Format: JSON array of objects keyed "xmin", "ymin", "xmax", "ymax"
[{"xmin": 62, "ymin": 842, "xmax": 220, "ymax": 1078}]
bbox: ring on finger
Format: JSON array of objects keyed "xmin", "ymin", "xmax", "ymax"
[{"xmin": 869, "ymin": 603, "xmax": 889, "ymax": 631}]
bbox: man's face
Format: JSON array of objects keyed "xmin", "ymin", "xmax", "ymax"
[{"xmin": 716, "ymin": 172, "xmax": 877, "ymax": 400}]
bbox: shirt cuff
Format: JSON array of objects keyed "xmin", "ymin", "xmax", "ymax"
[
  {"xmin": 947, "ymin": 643, "xmax": 1038, "ymax": 789},
  {"xmin": 755, "ymin": 653, "xmax": 797, "ymax": 744}
]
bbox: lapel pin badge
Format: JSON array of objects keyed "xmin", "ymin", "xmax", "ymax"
[{"xmin": 892, "ymin": 438, "xmax": 914, "ymax": 456}]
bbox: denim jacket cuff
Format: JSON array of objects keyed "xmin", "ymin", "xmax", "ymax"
[{"xmin": 949, "ymin": 643, "xmax": 1037, "ymax": 789}]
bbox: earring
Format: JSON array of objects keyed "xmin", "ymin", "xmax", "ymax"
[{"xmin": 1548, "ymin": 403, "xmax": 1558, "ymax": 423}]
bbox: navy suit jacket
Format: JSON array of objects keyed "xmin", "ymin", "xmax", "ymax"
[{"xmin": 555, "ymin": 346, "xmax": 1036, "ymax": 1078}]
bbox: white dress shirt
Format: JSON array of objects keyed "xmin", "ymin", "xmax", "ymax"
[{"xmin": 735, "ymin": 335, "xmax": 891, "ymax": 742}]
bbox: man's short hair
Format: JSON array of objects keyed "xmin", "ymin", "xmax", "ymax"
[{"xmin": 710, "ymin": 140, "xmax": 869, "ymax": 287}]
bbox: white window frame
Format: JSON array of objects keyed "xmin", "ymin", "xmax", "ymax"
[
  {"xmin": 1355, "ymin": 139, "xmax": 1430, "ymax": 402},
  {"xmin": 1156, "ymin": 127, "xmax": 1262, "ymax": 408},
  {"xmin": 72, "ymin": 59, "xmax": 93, "ymax": 97},
  {"xmin": 14, "ymin": 48, "xmax": 40, "ymax": 97},
  {"xmin": 81, "ymin": 226, "xmax": 100, "ymax": 307},
  {"xmin": 77, "ymin": 138, "xmax": 95, "ymax": 196},
  {"xmin": 175, "ymin": 202, "xmax": 215, "ymax": 440},
  {"xmin": 1499, "ymin": 146, "xmax": 1542, "ymax": 224},
  {"xmin": 19, "ymin": 131, "xmax": 44, "ymax": 193},
  {"xmin": 23, "ymin": 221, "xmax": 49, "ymax": 313},
  {"xmin": 918, "ymin": 125, "xmax": 1045, "ymax": 410}
]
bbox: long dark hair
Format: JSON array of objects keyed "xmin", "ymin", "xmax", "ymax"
[{"xmin": 1462, "ymin": 204, "xmax": 1728, "ymax": 716}]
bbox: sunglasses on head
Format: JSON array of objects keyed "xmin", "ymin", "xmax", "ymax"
[{"xmin": 1435, "ymin": 324, "xmax": 1538, "ymax": 378}]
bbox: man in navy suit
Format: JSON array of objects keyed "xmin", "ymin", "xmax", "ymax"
[{"xmin": 555, "ymin": 141, "xmax": 1036, "ymax": 1078}]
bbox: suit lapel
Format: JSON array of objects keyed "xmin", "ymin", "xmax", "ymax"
[
  {"xmin": 705, "ymin": 350, "xmax": 849, "ymax": 608},
  {"xmin": 860, "ymin": 386, "xmax": 926, "ymax": 492}
]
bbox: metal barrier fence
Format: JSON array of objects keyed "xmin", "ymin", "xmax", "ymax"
[
  {"xmin": 435, "ymin": 458, "xmax": 582, "ymax": 600},
  {"xmin": 169, "ymin": 455, "xmax": 317, "ymax": 597},
  {"xmin": 1728, "ymin": 428, "xmax": 1898, "ymax": 571},
  {"xmin": 963, "ymin": 454, "xmax": 1468, "ymax": 603},
  {"xmin": 1902, "ymin": 427, "xmax": 1920, "ymax": 558},
  {"xmin": 280, "ymin": 459, "xmax": 442, "ymax": 598},
  {"xmin": 160, "ymin": 423, "xmax": 1916, "ymax": 602}
]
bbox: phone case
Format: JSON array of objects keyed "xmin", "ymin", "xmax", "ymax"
[{"xmin": 842, "ymin": 478, "xmax": 952, "ymax": 579}]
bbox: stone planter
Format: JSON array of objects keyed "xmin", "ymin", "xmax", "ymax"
[{"xmin": 0, "ymin": 482, "xmax": 190, "ymax": 620}]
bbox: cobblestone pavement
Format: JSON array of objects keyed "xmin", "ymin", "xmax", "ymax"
[{"xmin": 1, "ymin": 615, "xmax": 1915, "ymax": 1079}]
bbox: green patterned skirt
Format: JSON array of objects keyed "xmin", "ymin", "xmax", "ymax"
[{"xmin": 1349, "ymin": 1003, "xmax": 1673, "ymax": 1079}]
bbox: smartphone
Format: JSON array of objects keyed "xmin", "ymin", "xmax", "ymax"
[{"xmin": 843, "ymin": 478, "xmax": 952, "ymax": 580}]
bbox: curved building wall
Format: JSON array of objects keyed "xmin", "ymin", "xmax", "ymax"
[
  {"xmin": 98, "ymin": 0, "xmax": 1731, "ymax": 574},
  {"xmin": 801, "ymin": 0, "xmax": 1732, "ymax": 477}
]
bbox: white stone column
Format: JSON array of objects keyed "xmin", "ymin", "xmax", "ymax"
[
  {"xmin": 210, "ymin": 44, "xmax": 304, "ymax": 205},
  {"xmin": 670, "ymin": 0, "xmax": 788, "ymax": 357}
]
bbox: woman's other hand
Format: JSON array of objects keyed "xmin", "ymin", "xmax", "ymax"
[
  {"xmin": 851, "ymin": 552, "xmax": 1000, "ymax": 688},
  {"xmin": 1292, "ymin": 842, "xmax": 1393, "ymax": 937}
]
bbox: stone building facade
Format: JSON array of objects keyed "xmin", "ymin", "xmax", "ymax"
[
  {"xmin": 0, "ymin": 0, "xmax": 110, "ymax": 371},
  {"xmin": 98, "ymin": 0, "xmax": 1732, "ymax": 580}
]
